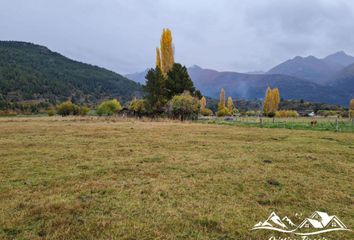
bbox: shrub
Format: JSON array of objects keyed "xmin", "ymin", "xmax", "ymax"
[
  {"xmin": 80, "ymin": 106, "xmax": 90, "ymax": 116},
  {"xmin": 72, "ymin": 104, "xmax": 80, "ymax": 116},
  {"xmin": 47, "ymin": 109, "xmax": 56, "ymax": 116},
  {"xmin": 350, "ymin": 110, "xmax": 354, "ymax": 119},
  {"xmin": 266, "ymin": 112, "xmax": 276, "ymax": 118},
  {"xmin": 216, "ymin": 108, "xmax": 229, "ymax": 117},
  {"xmin": 200, "ymin": 108, "xmax": 213, "ymax": 116},
  {"xmin": 129, "ymin": 99, "xmax": 147, "ymax": 117},
  {"xmin": 97, "ymin": 99, "xmax": 122, "ymax": 116},
  {"xmin": 275, "ymin": 110, "xmax": 298, "ymax": 118},
  {"xmin": 168, "ymin": 92, "xmax": 200, "ymax": 121},
  {"xmin": 316, "ymin": 110, "xmax": 338, "ymax": 117},
  {"xmin": 57, "ymin": 101, "xmax": 77, "ymax": 116},
  {"xmin": 341, "ymin": 111, "xmax": 349, "ymax": 118},
  {"xmin": 244, "ymin": 110, "xmax": 260, "ymax": 117}
]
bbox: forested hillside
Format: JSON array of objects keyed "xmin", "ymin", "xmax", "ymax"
[{"xmin": 0, "ymin": 41, "xmax": 142, "ymax": 111}]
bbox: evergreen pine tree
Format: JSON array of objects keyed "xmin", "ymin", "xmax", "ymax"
[
  {"xmin": 166, "ymin": 63, "xmax": 195, "ymax": 99},
  {"xmin": 144, "ymin": 67, "xmax": 167, "ymax": 113}
]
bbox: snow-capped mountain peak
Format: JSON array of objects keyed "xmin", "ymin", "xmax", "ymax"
[
  {"xmin": 261, "ymin": 212, "xmax": 288, "ymax": 229},
  {"xmin": 282, "ymin": 216, "xmax": 296, "ymax": 227}
]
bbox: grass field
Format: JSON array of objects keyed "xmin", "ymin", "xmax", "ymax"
[
  {"xmin": 0, "ymin": 117, "xmax": 353, "ymax": 240},
  {"xmin": 202, "ymin": 116, "xmax": 354, "ymax": 133}
]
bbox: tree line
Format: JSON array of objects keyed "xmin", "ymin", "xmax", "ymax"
[{"xmin": 8, "ymin": 29, "xmax": 353, "ymax": 120}]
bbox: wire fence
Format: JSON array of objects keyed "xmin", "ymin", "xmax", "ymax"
[{"xmin": 198, "ymin": 116, "xmax": 354, "ymax": 133}]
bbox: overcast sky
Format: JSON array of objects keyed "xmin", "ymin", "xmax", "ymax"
[{"xmin": 1, "ymin": 0, "xmax": 354, "ymax": 74}]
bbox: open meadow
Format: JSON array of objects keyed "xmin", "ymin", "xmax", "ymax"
[{"xmin": 0, "ymin": 117, "xmax": 353, "ymax": 240}]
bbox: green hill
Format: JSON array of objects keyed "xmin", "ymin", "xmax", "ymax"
[{"xmin": 0, "ymin": 41, "xmax": 142, "ymax": 111}]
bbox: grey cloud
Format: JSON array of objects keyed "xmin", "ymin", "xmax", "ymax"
[{"xmin": 1, "ymin": 0, "xmax": 354, "ymax": 74}]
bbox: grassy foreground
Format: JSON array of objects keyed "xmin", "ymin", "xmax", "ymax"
[{"xmin": 0, "ymin": 117, "xmax": 353, "ymax": 240}]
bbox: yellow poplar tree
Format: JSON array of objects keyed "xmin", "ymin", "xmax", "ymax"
[
  {"xmin": 263, "ymin": 87, "xmax": 281, "ymax": 115},
  {"xmin": 263, "ymin": 87, "xmax": 272, "ymax": 114},
  {"xmin": 200, "ymin": 96, "xmax": 207, "ymax": 112},
  {"xmin": 350, "ymin": 99, "xmax": 354, "ymax": 118},
  {"xmin": 160, "ymin": 28, "xmax": 174, "ymax": 75},
  {"xmin": 156, "ymin": 47, "xmax": 161, "ymax": 70},
  {"xmin": 218, "ymin": 88, "xmax": 226, "ymax": 112},
  {"xmin": 271, "ymin": 88, "xmax": 280, "ymax": 112},
  {"xmin": 227, "ymin": 96, "xmax": 233, "ymax": 113}
]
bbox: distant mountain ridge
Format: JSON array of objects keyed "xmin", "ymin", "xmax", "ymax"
[
  {"xmin": 323, "ymin": 51, "xmax": 354, "ymax": 67},
  {"xmin": 125, "ymin": 69, "xmax": 148, "ymax": 84},
  {"xmin": 329, "ymin": 63, "xmax": 354, "ymax": 100},
  {"xmin": 267, "ymin": 51, "xmax": 354, "ymax": 84},
  {"xmin": 187, "ymin": 66, "xmax": 349, "ymax": 105},
  {"xmin": 126, "ymin": 51, "xmax": 353, "ymax": 106},
  {"xmin": 0, "ymin": 41, "xmax": 142, "ymax": 108}
]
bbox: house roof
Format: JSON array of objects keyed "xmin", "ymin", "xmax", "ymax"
[
  {"xmin": 327, "ymin": 216, "xmax": 347, "ymax": 229},
  {"xmin": 307, "ymin": 218, "xmax": 323, "ymax": 228},
  {"xmin": 311, "ymin": 211, "xmax": 333, "ymax": 227}
]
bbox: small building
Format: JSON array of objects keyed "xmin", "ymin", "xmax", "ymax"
[{"xmin": 298, "ymin": 211, "xmax": 347, "ymax": 230}]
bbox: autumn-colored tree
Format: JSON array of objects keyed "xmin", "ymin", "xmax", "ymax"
[
  {"xmin": 156, "ymin": 48, "xmax": 162, "ymax": 70},
  {"xmin": 200, "ymin": 96, "xmax": 207, "ymax": 112},
  {"xmin": 216, "ymin": 88, "xmax": 229, "ymax": 117},
  {"xmin": 263, "ymin": 87, "xmax": 280, "ymax": 117},
  {"xmin": 271, "ymin": 88, "xmax": 280, "ymax": 112},
  {"xmin": 97, "ymin": 99, "xmax": 122, "ymax": 116},
  {"xmin": 199, "ymin": 96, "xmax": 213, "ymax": 116},
  {"xmin": 168, "ymin": 92, "xmax": 200, "ymax": 121},
  {"xmin": 160, "ymin": 28, "xmax": 174, "ymax": 75},
  {"xmin": 350, "ymin": 99, "xmax": 354, "ymax": 118},
  {"xmin": 263, "ymin": 87, "xmax": 272, "ymax": 115},
  {"xmin": 218, "ymin": 88, "xmax": 226, "ymax": 112},
  {"xmin": 227, "ymin": 96, "xmax": 233, "ymax": 113},
  {"xmin": 129, "ymin": 99, "xmax": 147, "ymax": 118}
]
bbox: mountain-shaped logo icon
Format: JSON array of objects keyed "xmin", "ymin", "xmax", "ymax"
[
  {"xmin": 282, "ymin": 216, "xmax": 296, "ymax": 227},
  {"xmin": 252, "ymin": 211, "xmax": 352, "ymax": 236}
]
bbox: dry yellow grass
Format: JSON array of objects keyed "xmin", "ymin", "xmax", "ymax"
[{"xmin": 0, "ymin": 117, "xmax": 353, "ymax": 240}]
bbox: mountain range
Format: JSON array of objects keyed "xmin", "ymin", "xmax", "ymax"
[
  {"xmin": 0, "ymin": 41, "xmax": 142, "ymax": 109},
  {"xmin": 267, "ymin": 51, "xmax": 354, "ymax": 84},
  {"xmin": 0, "ymin": 41, "xmax": 353, "ymax": 109},
  {"xmin": 127, "ymin": 52, "xmax": 354, "ymax": 106}
]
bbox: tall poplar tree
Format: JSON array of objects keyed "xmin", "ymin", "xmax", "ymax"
[
  {"xmin": 350, "ymin": 99, "xmax": 354, "ymax": 119},
  {"xmin": 218, "ymin": 88, "xmax": 226, "ymax": 112},
  {"xmin": 200, "ymin": 96, "xmax": 207, "ymax": 112},
  {"xmin": 263, "ymin": 87, "xmax": 281, "ymax": 116},
  {"xmin": 263, "ymin": 87, "xmax": 271, "ymax": 115},
  {"xmin": 156, "ymin": 48, "xmax": 162, "ymax": 70},
  {"xmin": 227, "ymin": 96, "xmax": 233, "ymax": 113},
  {"xmin": 160, "ymin": 28, "xmax": 174, "ymax": 75},
  {"xmin": 271, "ymin": 88, "xmax": 280, "ymax": 113}
]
